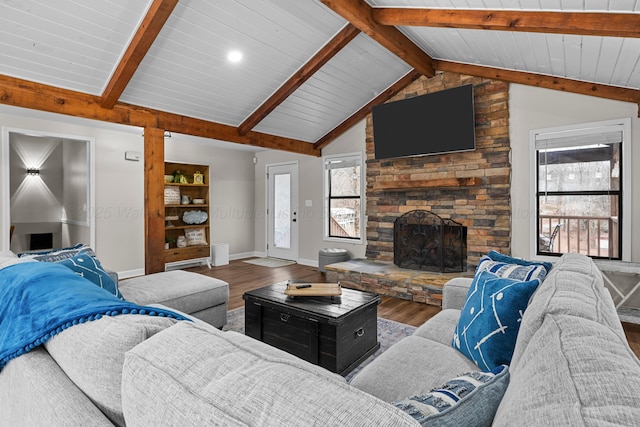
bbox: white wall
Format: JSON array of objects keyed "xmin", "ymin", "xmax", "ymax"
[
  {"xmin": 254, "ymin": 121, "xmax": 367, "ymax": 265},
  {"xmin": 0, "ymin": 106, "xmax": 258, "ymax": 275},
  {"xmin": 509, "ymin": 84, "xmax": 640, "ymax": 262},
  {"xmin": 62, "ymin": 138, "xmax": 90, "ymax": 249}
]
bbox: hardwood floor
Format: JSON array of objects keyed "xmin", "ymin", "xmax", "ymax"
[{"xmin": 187, "ymin": 258, "xmax": 640, "ymax": 357}]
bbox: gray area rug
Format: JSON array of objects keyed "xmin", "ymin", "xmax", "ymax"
[
  {"xmin": 222, "ymin": 307, "xmax": 416, "ymax": 382},
  {"xmin": 242, "ymin": 257, "xmax": 297, "ymax": 268}
]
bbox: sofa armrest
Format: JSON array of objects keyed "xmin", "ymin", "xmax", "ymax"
[
  {"xmin": 442, "ymin": 277, "xmax": 473, "ymax": 310},
  {"xmin": 106, "ymin": 269, "xmax": 118, "ymax": 285}
]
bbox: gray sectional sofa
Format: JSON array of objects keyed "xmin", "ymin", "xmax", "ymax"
[{"xmin": 1, "ymin": 253, "xmax": 639, "ymax": 425}]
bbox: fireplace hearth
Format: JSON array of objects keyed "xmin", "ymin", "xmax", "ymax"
[{"xmin": 394, "ymin": 210, "xmax": 467, "ymax": 273}]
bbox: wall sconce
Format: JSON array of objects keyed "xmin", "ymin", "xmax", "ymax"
[{"xmin": 27, "ymin": 168, "xmax": 40, "ymax": 176}]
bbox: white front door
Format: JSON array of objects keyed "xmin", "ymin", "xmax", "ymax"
[{"xmin": 266, "ymin": 162, "xmax": 298, "ymax": 261}]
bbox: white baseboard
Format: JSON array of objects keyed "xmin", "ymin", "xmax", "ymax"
[
  {"xmin": 117, "ymin": 268, "xmax": 145, "ymax": 280},
  {"xmin": 230, "ymin": 251, "xmax": 262, "ymax": 261},
  {"xmin": 297, "ymin": 258, "xmax": 319, "ymax": 268}
]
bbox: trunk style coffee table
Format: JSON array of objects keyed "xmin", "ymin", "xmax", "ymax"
[{"xmin": 243, "ymin": 282, "xmax": 381, "ymax": 376}]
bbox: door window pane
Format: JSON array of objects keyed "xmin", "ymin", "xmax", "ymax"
[{"xmin": 274, "ymin": 173, "xmax": 290, "ymax": 249}]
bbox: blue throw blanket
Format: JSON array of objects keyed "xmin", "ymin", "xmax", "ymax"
[{"xmin": 0, "ymin": 262, "xmax": 190, "ymax": 370}]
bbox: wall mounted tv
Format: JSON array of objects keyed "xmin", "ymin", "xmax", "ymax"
[{"xmin": 372, "ymin": 84, "xmax": 476, "ymax": 160}]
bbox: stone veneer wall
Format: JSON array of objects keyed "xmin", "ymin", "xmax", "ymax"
[{"xmin": 366, "ymin": 72, "xmax": 511, "ymax": 271}]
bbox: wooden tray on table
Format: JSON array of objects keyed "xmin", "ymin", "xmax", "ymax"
[{"xmin": 284, "ymin": 281, "xmax": 342, "ymax": 297}]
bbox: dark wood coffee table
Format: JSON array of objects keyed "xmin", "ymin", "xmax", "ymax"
[{"xmin": 243, "ymin": 282, "xmax": 380, "ymax": 376}]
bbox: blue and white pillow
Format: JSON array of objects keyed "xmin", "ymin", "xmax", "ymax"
[
  {"xmin": 486, "ymin": 250, "xmax": 553, "ymax": 274},
  {"xmin": 476, "ymin": 255, "xmax": 548, "ymax": 282},
  {"xmin": 452, "ymin": 271, "xmax": 540, "ymax": 370},
  {"xmin": 19, "ymin": 243, "xmax": 95, "ymax": 262},
  {"xmin": 58, "ymin": 253, "xmax": 123, "ymax": 300},
  {"xmin": 395, "ymin": 365, "xmax": 509, "ymax": 427}
]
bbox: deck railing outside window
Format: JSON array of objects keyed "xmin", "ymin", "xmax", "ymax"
[{"xmin": 539, "ymin": 215, "xmax": 619, "ymax": 259}]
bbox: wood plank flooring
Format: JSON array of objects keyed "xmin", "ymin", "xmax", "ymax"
[{"xmin": 187, "ymin": 258, "xmax": 640, "ymax": 358}]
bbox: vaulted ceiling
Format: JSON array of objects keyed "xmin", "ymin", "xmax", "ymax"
[{"xmin": 0, "ymin": 0, "xmax": 638, "ymax": 157}]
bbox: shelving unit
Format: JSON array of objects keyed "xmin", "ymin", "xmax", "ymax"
[{"xmin": 164, "ymin": 162, "xmax": 210, "ymax": 268}]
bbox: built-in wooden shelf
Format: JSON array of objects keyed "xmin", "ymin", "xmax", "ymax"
[
  {"xmin": 372, "ymin": 177, "xmax": 482, "ymax": 191},
  {"xmin": 165, "ymin": 224, "xmax": 210, "ymax": 231},
  {"xmin": 164, "ymin": 182, "xmax": 209, "ymax": 188}
]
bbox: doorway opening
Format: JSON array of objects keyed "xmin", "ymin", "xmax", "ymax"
[{"xmin": 2, "ymin": 128, "xmax": 95, "ymax": 253}]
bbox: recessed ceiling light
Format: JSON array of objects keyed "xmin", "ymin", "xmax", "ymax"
[{"xmin": 227, "ymin": 50, "xmax": 243, "ymax": 63}]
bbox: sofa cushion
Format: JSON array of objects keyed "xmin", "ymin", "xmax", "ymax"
[
  {"xmin": 452, "ymin": 271, "xmax": 540, "ymax": 371},
  {"xmin": 493, "ymin": 314, "xmax": 640, "ymax": 427},
  {"xmin": 119, "ymin": 270, "xmax": 228, "ymax": 315},
  {"xmin": 0, "ymin": 251, "xmax": 35, "ymax": 270},
  {"xmin": 121, "ymin": 322, "xmax": 417, "ymax": 427},
  {"xmin": 0, "ymin": 347, "xmax": 113, "ymax": 426},
  {"xmin": 350, "ymin": 335, "xmax": 478, "ymax": 403},
  {"xmin": 413, "ymin": 309, "xmax": 461, "ymax": 347},
  {"xmin": 511, "ymin": 253, "xmax": 625, "ymax": 368},
  {"xmin": 395, "ymin": 364, "xmax": 509, "ymax": 427},
  {"xmin": 442, "ymin": 277, "xmax": 473, "ymax": 310},
  {"xmin": 58, "ymin": 252, "xmax": 123, "ymax": 299},
  {"xmin": 44, "ymin": 314, "xmax": 178, "ymax": 427}
]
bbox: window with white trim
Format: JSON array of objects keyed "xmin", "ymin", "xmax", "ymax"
[
  {"xmin": 532, "ymin": 119, "xmax": 630, "ymax": 260},
  {"xmin": 323, "ymin": 152, "xmax": 363, "ymax": 243}
]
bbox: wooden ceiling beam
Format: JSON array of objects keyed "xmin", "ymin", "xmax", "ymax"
[
  {"xmin": 314, "ymin": 69, "xmax": 422, "ymax": 150},
  {"xmin": 373, "ymin": 8, "xmax": 640, "ymax": 38},
  {"xmin": 100, "ymin": 0, "xmax": 178, "ymax": 109},
  {"xmin": 0, "ymin": 74, "xmax": 320, "ymax": 156},
  {"xmin": 320, "ymin": 0, "xmax": 435, "ymax": 78},
  {"xmin": 238, "ymin": 24, "xmax": 361, "ymax": 136},
  {"xmin": 434, "ymin": 60, "xmax": 640, "ymax": 106}
]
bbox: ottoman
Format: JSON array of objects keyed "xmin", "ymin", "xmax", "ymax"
[
  {"xmin": 119, "ymin": 270, "xmax": 229, "ymax": 328},
  {"xmin": 318, "ymin": 248, "xmax": 350, "ymax": 273}
]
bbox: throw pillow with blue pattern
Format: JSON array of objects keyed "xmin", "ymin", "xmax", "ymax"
[
  {"xmin": 18, "ymin": 243, "xmax": 95, "ymax": 262},
  {"xmin": 452, "ymin": 271, "xmax": 540, "ymax": 370},
  {"xmin": 476, "ymin": 255, "xmax": 548, "ymax": 282},
  {"xmin": 395, "ymin": 365, "xmax": 509, "ymax": 427},
  {"xmin": 486, "ymin": 250, "xmax": 553, "ymax": 274},
  {"xmin": 58, "ymin": 253, "xmax": 124, "ymax": 300}
]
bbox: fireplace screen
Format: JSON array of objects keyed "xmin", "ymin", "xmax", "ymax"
[{"xmin": 394, "ymin": 210, "xmax": 467, "ymax": 273}]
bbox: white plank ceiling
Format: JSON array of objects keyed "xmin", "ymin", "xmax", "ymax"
[{"xmin": 0, "ymin": 0, "xmax": 638, "ymax": 147}]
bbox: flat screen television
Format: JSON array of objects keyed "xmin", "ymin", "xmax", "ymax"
[{"xmin": 372, "ymin": 84, "xmax": 476, "ymax": 160}]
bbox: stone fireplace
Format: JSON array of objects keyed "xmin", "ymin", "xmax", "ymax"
[
  {"xmin": 365, "ymin": 71, "xmax": 512, "ymax": 272},
  {"xmin": 394, "ymin": 210, "xmax": 467, "ymax": 273},
  {"xmin": 326, "ymin": 71, "xmax": 512, "ymax": 307}
]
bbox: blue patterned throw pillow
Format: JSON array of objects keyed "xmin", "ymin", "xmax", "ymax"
[
  {"xmin": 452, "ymin": 271, "xmax": 540, "ymax": 370},
  {"xmin": 18, "ymin": 243, "xmax": 95, "ymax": 262},
  {"xmin": 476, "ymin": 255, "xmax": 548, "ymax": 282},
  {"xmin": 395, "ymin": 365, "xmax": 509, "ymax": 427},
  {"xmin": 59, "ymin": 253, "xmax": 123, "ymax": 300},
  {"xmin": 486, "ymin": 250, "xmax": 553, "ymax": 274}
]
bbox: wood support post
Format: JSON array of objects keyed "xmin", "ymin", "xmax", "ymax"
[{"xmin": 144, "ymin": 128, "xmax": 165, "ymax": 274}]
